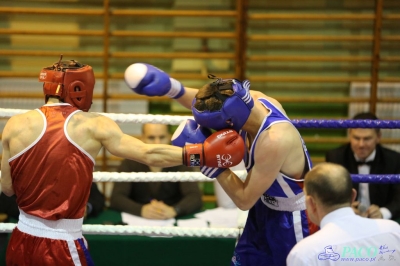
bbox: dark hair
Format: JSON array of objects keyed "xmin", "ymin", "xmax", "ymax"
[
  {"xmin": 352, "ymin": 112, "xmax": 380, "ymax": 133},
  {"xmin": 193, "ymin": 80, "xmax": 234, "ymax": 112},
  {"xmin": 305, "ymin": 163, "xmax": 353, "ymax": 207},
  {"xmin": 352, "ymin": 112, "xmax": 378, "ymax": 120}
]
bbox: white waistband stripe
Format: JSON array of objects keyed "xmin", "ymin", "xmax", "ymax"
[{"xmin": 17, "ymin": 209, "xmax": 83, "ymax": 241}]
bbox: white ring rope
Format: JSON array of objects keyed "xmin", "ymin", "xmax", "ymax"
[
  {"xmin": 0, "ymin": 171, "xmax": 247, "ymax": 182},
  {"xmin": 0, "ymin": 108, "xmax": 29, "ymax": 118},
  {"xmin": 0, "ymin": 108, "xmax": 192, "ymax": 125},
  {"xmin": 0, "ymin": 223, "xmax": 241, "ymax": 238},
  {"xmin": 92, "ymin": 171, "xmax": 248, "ymax": 182}
]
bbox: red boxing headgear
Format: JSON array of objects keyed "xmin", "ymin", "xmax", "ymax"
[{"xmin": 39, "ymin": 56, "xmax": 95, "ymax": 112}]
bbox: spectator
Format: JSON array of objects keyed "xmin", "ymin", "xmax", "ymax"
[
  {"xmin": 326, "ymin": 112, "xmax": 400, "ymax": 220},
  {"xmin": 287, "ymin": 162, "xmax": 400, "ymax": 266},
  {"xmin": 110, "ymin": 123, "xmax": 202, "ymax": 219}
]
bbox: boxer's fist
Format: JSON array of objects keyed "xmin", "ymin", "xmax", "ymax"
[
  {"xmin": 124, "ymin": 63, "xmax": 185, "ymax": 99},
  {"xmin": 171, "ymin": 119, "xmax": 212, "ymax": 147},
  {"xmin": 183, "ymin": 129, "xmax": 245, "ymax": 168}
]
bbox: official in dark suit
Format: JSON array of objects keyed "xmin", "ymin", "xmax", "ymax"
[
  {"xmin": 325, "ymin": 112, "xmax": 400, "ymax": 221},
  {"xmin": 110, "ymin": 123, "xmax": 202, "ymax": 220}
]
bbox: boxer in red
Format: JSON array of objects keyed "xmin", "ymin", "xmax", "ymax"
[{"xmin": 1, "ymin": 56, "xmax": 244, "ymax": 266}]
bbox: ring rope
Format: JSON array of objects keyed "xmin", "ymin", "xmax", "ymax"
[
  {"xmin": 91, "ymin": 172, "xmax": 400, "ymax": 184},
  {"xmin": 0, "ymin": 223, "xmax": 241, "ymax": 238},
  {"xmin": 2, "ymin": 108, "xmax": 400, "ymax": 128},
  {"xmin": 91, "ymin": 171, "xmax": 245, "ymax": 182},
  {"xmin": 0, "ymin": 171, "xmax": 399, "ymax": 184},
  {"xmin": 0, "ymin": 108, "xmax": 192, "ymax": 126},
  {"xmin": 351, "ymin": 174, "xmax": 400, "ymax": 184},
  {"xmin": 93, "ymin": 171, "xmax": 400, "ymax": 184},
  {"xmin": 291, "ymin": 119, "xmax": 400, "ymax": 129},
  {"xmin": 1, "ymin": 172, "xmax": 398, "ymax": 183}
]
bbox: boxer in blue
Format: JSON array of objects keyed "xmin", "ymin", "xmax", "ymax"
[{"xmin": 124, "ymin": 63, "xmax": 319, "ymax": 266}]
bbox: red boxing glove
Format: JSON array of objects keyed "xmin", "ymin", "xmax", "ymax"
[{"xmin": 183, "ymin": 129, "xmax": 245, "ymax": 168}]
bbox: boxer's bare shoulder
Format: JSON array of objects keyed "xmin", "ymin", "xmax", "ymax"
[{"xmin": 3, "ymin": 110, "xmax": 44, "ymax": 145}]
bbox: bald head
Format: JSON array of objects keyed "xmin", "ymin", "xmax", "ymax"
[{"xmin": 305, "ymin": 162, "xmax": 353, "ymax": 208}]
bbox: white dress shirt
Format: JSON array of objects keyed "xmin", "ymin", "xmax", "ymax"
[
  {"xmin": 287, "ymin": 207, "xmax": 400, "ymax": 266},
  {"xmin": 355, "ymin": 151, "xmax": 374, "ymax": 213},
  {"xmin": 355, "ymin": 150, "xmax": 392, "ymax": 219}
]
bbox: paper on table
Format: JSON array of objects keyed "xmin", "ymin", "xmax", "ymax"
[
  {"xmin": 194, "ymin": 207, "xmax": 246, "ymax": 228},
  {"xmin": 121, "ymin": 212, "xmax": 175, "ymax": 227},
  {"xmin": 176, "ymin": 218, "xmax": 208, "ymax": 228}
]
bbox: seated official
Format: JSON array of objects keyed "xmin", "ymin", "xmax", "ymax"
[
  {"xmin": 326, "ymin": 112, "xmax": 400, "ymax": 220},
  {"xmin": 110, "ymin": 123, "xmax": 202, "ymax": 219},
  {"xmin": 287, "ymin": 163, "xmax": 400, "ymax": 266}
]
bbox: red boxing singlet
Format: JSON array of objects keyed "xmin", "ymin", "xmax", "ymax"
[
  {"xmin": 7, "ymin": 103, "xmax": 96, "ymax": 266},
  {"xmin": 9, "ymin": 104, "xmax": 94, "ymax": 219}
]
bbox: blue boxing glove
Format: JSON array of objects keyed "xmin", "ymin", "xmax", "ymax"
[
  {"xmin": 171, "ymin": 119, "xmax": 212, "ymax": 147},
  {"xmin": 124, "ymin": 63, "xmax": 185, "ymax": 99},
  {"xmin": 201, "ymin": 166, "xmax": 226, "ymax": 179}
]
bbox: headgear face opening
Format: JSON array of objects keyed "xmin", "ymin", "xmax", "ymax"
[
  {"xmin": 39, "ymin": 56, "xmax": 95, "ymax": 112},
  {"xmin": 192, "ymin": 78, "xmax": 254, "ymax": 131}
]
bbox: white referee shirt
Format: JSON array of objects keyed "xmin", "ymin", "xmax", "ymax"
[{"xmin": 287, "ymin": 207, "xmax": 400, "ymax": 266}]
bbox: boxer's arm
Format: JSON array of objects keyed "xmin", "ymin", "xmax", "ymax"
[
  {"xmin": 174, "ymin": 87, "xmax": 198, "ymax": 110},
  {"xmin": 1, "ymin": 120, "xmax": 15, "ymax": 197},
  {"xmin": 94, "ymin": 115, "xmax": 183, "ymax": 168},
  {"xmin": 216, "ymin": 131, "xmax": 288, "ymax": 210},
  {"xmin": 93, "ymin": 115, "xmax": 242, "ymax": 168}
]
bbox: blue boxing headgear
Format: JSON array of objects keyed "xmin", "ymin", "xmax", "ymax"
[{"xmin": 192, "ymin": 76, "xmax": 254, "ymax": 131}]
